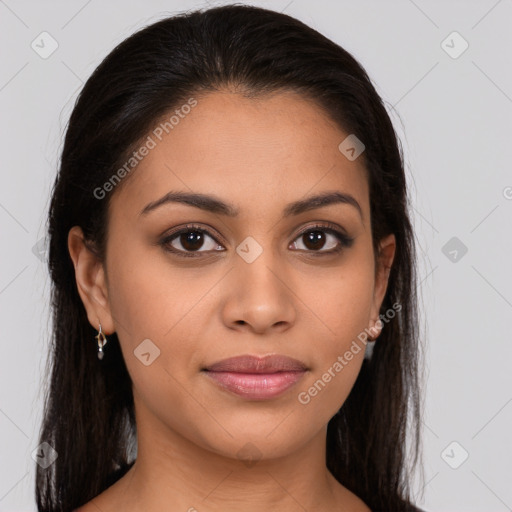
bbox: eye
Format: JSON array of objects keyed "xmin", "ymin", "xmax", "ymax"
[
  {"xmin": 160, "ymin": 222, "xmax": 354, "ymax": 258},
  {"xmin": 160, "ymin": 224, "xmax": 224, "ymax": 257},
  {"xmin": 289, "ymin": 223, "xmax": 354, "ymax": 254}
]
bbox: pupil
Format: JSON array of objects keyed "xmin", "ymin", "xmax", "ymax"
[
  {"xmin": 304, "ymin": 231, "xmax": 325, "ymax": 250},
  {"xmin": 181, "ymin": 231, "xmax": 204, "ymax": 251}
]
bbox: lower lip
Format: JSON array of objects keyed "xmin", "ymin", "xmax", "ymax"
[{"xmin": 203, "ymin": 371, "xmax": 306, "ymax": 400}]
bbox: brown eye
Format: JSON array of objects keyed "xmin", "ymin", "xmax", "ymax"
[
  {"xmin": 178, "ymin": 230, "xmax": 206, "ymax": 251},
  {"xmin": 289, "ymin": 225, "xmax": 354, "ymax": 254},
  {"xmin": 301, "ymin": 230, "xmax": 327, "ymax": 251},
  {"xmin": 161, "ymin": 226, "xmax": 224, "ymax": 257}
]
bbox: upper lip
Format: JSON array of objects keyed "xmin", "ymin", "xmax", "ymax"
[{"xmin": 203, "ymin": 354, "xmax": 308, "ymax": 373}]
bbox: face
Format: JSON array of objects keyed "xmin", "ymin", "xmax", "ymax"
[{"xmin": 69, "ymin": 90, "xmax": 395, "ymax": 463}]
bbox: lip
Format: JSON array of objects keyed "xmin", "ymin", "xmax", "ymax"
[
  {"xmin": 202, "ymin": 354, "xmax": 308, "ymax": 400},
  {"xmin": 204, "ymin": 354, "xmax": 307, "ymax": 373}
]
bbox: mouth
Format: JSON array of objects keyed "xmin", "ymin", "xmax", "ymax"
[{"xmin": 202, "ymin": 354, "xmax": 308, "ymax": 400}]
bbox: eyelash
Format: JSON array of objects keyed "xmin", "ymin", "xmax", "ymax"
[{"xmin": 160, "ymin": 222, "xmax": 355, "ymax": 258}]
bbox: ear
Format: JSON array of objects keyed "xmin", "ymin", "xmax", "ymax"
[
  {"xmin": 67, "ymin": 226, "xmax": 115, "ymax": 335},
  {"xmin": 368, "ymin": 233, "xmax": 396, "ymax": 339}
]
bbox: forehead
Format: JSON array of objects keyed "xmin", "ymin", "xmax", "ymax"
[{"xmin": 110, "ymin": 90, "xmax": 369, "ymax": 221}]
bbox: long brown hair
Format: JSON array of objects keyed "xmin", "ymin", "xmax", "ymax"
[{"xmin": 37, "ymin": 4, "xmax": 424, "ymax": 510}]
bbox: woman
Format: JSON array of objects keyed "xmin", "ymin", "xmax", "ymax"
[{"xmin": 36, "ymin": 4, "xmax": 425, "ymax": 511}]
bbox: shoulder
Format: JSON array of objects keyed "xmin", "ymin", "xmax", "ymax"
[
  {"xmin": 73, "ymin": 499, "xmax": 111, "ymax": 512},
  {"xmin": 72, "ymin": 494, "xmax": 113, "ymax": 512},
  {"xmin": 73, "ymin": 503, "xmax": 103, "ymax": 512},
  {"xmin": 72, "ymin": 489, "xmax": 114, "ymax": 512}
]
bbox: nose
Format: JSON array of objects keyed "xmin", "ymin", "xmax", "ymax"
[{"xmin": 221, "ymin": 252, "xmax": 297, "ymax": 335}]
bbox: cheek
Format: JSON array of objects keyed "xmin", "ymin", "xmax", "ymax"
[
  {"xmin": 301, "ymin": 258, "xmax": 375, "ymax": 338},
  {"xmin": 106, "ymin": 241, "xmax": 192, "ymax": 342},
  {"xmin": 105, "ymin": 251, "xmax": 209, "ymax": 434},
  {"xmin": 295, "ymin": 291, "xmax": 369, "ymax": 420},
  {"xmin": 292, "ymin": 260, "xmax": 374, "ymax": 415},
  {"xmin": 105, "ymin": 244, "xmax": 214, "ymax": 384}
]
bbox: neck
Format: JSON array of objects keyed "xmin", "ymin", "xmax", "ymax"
[{"xmin": 98, "ymin": 402, "xmax": 365, "ymax": 512}]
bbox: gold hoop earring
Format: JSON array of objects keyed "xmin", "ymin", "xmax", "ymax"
[{"xmin": 95, "ymin": 323, "xmax": 108, "ymax": 360}]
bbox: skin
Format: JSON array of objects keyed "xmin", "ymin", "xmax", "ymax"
[{"xmin": 69, "ymin": 89, "xmax": 395, "ymax": 512}]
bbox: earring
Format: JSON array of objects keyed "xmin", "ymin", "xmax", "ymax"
[
  {"xmin": 367, "ymin": 319, "xmax": 383, "ymax": 341},
  {"xmin": 95, "ymin": 323, "xmax": 108, "ymax": 360},
  {"xmin": 364, "ymin": 320, "xmax": 382, "ymax": 360}
]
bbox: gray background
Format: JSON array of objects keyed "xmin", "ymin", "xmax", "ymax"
[{"xmin": 1, "ymin": 0, "xmax": 511, "ymax": 510}]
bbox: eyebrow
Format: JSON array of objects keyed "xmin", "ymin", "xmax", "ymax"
[{"xmin": 139, "ymin": 190, "xmax": 363, "ymax": 220}]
